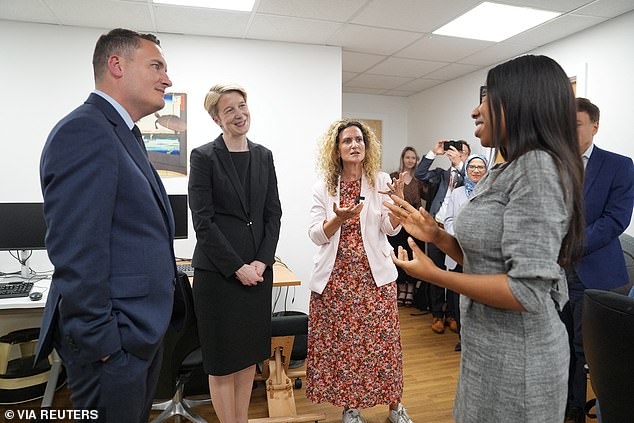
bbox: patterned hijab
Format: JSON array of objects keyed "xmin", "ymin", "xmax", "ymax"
[{"xmin": 464, "ymin": 154, "xmax": 489, "ymax": 197}]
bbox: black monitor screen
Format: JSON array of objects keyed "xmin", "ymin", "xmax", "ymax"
[
  {"xmin": 0, "ymin": 203, "xmax": 47, "ymax": 251},
  {"xmin": 168, "ymin": 195, "xmax": 188, "ymax": 240}
]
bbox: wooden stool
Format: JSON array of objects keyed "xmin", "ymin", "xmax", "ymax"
[{"xmin": 250, "ymin": 316, "xmax": 325, "ymax": 423}]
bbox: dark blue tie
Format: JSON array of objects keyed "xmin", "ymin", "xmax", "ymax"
[{"xmin": 132, "ymin": 125, "xmax": 148, "ymax": 157}]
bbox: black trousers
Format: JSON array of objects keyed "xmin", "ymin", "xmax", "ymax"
[
  {"xmin": 559, "ymin": 269, "xmax": 586, "ymax": 413},
  {"xmin": 448, "ymin": 265, "xmax": 463, "ymax": 330},
  {"xmin": 427, "ymin": 242, "xmax": 456, "ymax": 319}
]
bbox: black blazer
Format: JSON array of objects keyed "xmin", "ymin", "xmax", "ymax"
[{"xmin": 188, "ymin": 135, "xmax": 282, "ymax": 277}]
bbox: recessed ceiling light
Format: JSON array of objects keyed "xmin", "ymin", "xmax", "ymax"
[
  {"xmin": 432, "ymin": 1, "xmax": 561, "ymax": 42},
  {"xmin": 153, "ymin": 0, "xmax": 256, "ymax": 12}
]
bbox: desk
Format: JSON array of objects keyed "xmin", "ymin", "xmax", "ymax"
[
  {"xmin": 272, "ymin": 262, "xmax": 300, "ymax": 287},
  {"xmin": 0, "ymin": 278, "xmax": 60, "ymax": 407}
]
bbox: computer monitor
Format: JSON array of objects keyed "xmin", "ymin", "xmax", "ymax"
[
  {"xmin": 168, "ymin": 195, "xmax": 188, "ymax": 240},
  {"xmin": 0, "ymin": 203, "xmax": 47, "ymax": 251}
]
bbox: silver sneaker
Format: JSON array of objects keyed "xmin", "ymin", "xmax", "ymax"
[
  {"xmin": 389, "ymin": 404, "xmax": 413, "ymax": 423},
  {"xmin": 342, "ymin": 408, "xmax": 366, "ymax": 423}
]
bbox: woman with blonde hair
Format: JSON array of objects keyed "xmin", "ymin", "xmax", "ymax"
[
  {"xmin": 389, "ymin": 146, "xmax": 429, "ymax": 305},
  {"xmin": 189, "ymin": 82, "xmax": 282, "ymax": 423},
  {"xmin": 306, "ymin": 119, "xmax": 412, "ymax": 423}
]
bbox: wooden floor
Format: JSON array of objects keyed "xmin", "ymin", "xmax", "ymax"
[{"xmin": 6, "ymin": 306, "xmax": 596, "ymax": 422}]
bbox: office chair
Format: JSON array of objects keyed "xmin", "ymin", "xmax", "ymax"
[
  {"xmin": 582, "ymin": 289, "xmax": 634, "ymax": 423},
  {"xmin": 151, "ymin": 273, "xmax": 210, "ymax": 423}
]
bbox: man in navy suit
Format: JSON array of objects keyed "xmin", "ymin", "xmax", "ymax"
[
  {"xmin": 36, "ymin": 28, "xmax": 184, "ymax": 422},
  {"xmin": 414, "ymin": 140, "xmax": 470, "ymax": 334},
  {"xmin": 562, "ymin": 97, "xmax": 634, "ymax": 423}
]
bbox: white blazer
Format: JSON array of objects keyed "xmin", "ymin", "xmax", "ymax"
[{"xmin": 308, "ymin": 172, "xmax": 401, "ymax": 294}]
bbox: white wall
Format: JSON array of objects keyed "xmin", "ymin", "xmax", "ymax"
[
  {"xmin": 0, "ymin": 21, "xmax": 342, "ymax": 312},
  {"xmin": 407, "ymin": 10, "xmax": 634, "ymax": 234},
  {"xmin": 342, "ymin": 93, "xmax": 408, "ymax": 173}
]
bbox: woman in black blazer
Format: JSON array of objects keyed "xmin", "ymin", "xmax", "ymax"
[{"xmin": 188, "ymin": 83, "xmax": 282, "ymax": 423}]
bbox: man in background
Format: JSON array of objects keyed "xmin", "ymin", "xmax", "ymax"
[
  {"xmin": 561, "ymin": 97, "xmax": 634, "ymax": 423},
  {"xmin": 36, "ymin": 28, "xmax": 184, "ymax": 422},
  {"xmin": 414, "ymin": 140, "xmax": 470, "ymax": 334}
]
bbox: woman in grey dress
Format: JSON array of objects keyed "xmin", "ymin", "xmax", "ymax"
[{"xmin": 386, "ymin": 55, "xmax": 585, "ymax": 422}]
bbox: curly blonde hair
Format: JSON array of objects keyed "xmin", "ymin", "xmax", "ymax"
[{"xmin": 317, "ymin": 119, "xmax": 382, "ymax": 196}]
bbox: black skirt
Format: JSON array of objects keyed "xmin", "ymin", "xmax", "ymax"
[{"xmin": 192, "ymin": 267, "xmax": 272, "ymax": 376}]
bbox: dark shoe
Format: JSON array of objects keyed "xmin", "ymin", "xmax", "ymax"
[
  {"xmin": 454, "ymin": 342, "xmax": 461, "ymax": 352},
  {"xmin": 431, "ymin": 317, "xmax": 445, "ymax": 334}
]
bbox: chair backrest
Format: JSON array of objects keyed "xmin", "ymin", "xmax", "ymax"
[
  {"xmin": 271, "ymin": 312, "xmax": 308, "ymax": 360},
  {"xmin": 154, "ymin": 272, "xmax": 200, "ymax": 399},
  {"xmin": 582, "ymin": 289, "xmax": 634, "ymax": 422}
]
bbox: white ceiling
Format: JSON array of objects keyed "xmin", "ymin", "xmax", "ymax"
[{"xmin": 2, "ymin": 0, "xmax": 633, "ymax": 96}]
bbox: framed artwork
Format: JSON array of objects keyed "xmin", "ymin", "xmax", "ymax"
[
  {"xmin": 347, "ymin": 118, "xmax": 383, "ymax": 142},
  {"xmin": 137, "ymin": 92, "xmax": 188, "ymax": 176}
]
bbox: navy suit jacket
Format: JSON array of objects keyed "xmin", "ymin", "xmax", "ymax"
[
  {"xmin": 576, "ymin": 146, "xmax": 634, "ymax": 290},
  {"xmin": 36, "ymin": 93, "xmax": 185, "ymax": 365},
  {"xmin": 414, "ymin": 156, "xmax": 464, "ymax": 217}
]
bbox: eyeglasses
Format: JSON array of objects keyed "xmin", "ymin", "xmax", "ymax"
[
  {"xmin": 479, "ymin": 85, "xmax": 487, "ymax": 104},
  {"xmin": 467, "ymin": 165, "xmax": 486, "ymax": 171}
]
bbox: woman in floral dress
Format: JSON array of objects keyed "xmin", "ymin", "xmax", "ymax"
[{"xmin": 307, "ymin": 119, "xmax": 413, "ymax": 423}]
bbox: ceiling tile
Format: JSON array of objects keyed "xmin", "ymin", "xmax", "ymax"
[
  {"xmin": 368, "ymin": 57, "xmax": 447, "ymax": 78},
  {"xmin": 247, "ymin": 14, "xmax": 342, "ymax": 44},
  {"xmin": 0, "ymin": 0, "xmax": 58, "ymax": 23},
  {"xmin": 423, "ymin": 63, "xmax": 481, "ymax": 81},
  {"xmin": 396, "ymin": 34, "xmax": 493, "ymax": 62},
  {"xmin": 351, "ymin": 0, "xmax": 481, "ymax": 32},
  {"xmin": 342, "ymin": 71, "xmax": 359, "ymax": 83},
  {"xmin": 154, "ymin": 6, "xmax": 250, "ymax": 37},
  {"xmin": 342, "ymin": 86, "xmax": 387, "ymax": 95},
  {"xmin": 346, "ymin": 73, "xmax": 414, "ymax": 90},
  {"xmin": 327, "ymin": 24, "xmax": 421, "ymax": 55},
  {"xmin": 459, "ymin": 42, "xmax": 535, "ymax": 66},
  {"xmin": 43, "ymin": 0, "xmax": 153, "ymax": 31},
  {"xmin": 256, "ymin": 0, "xmax": 367, "ymax": 22},
  {"xmin": 506, "ymin": 13, "xmax": 607, "ymax": 46},
  {"xmin": 342, "ymin": 50, "xmax": 386, "ymax": 72},
  {"xmin": 396, "ymin": 78, "xmax": 445, "ymax": 92},
  {"xmin": 573, "ymin": 0, "xmax": 634, "ymax": 18},
  {"xmin": 383, "ymin": 89, "xmax": 418, "ymax": 97}
]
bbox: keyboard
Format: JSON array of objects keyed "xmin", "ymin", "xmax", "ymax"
[
  {"xmin": 176, "ymin": 263, "xmax": 194, "ymax": 277},
  {"xmin": 0, "ymin": 281, "xmax": 34, "ymax": 299}
]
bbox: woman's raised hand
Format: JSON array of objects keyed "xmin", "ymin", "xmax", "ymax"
[
  {"xmin": 391, "ymin": 237, "xmax": 440, "ymax": 281},
  {"xmin": 380, "ymin": 172, "xmax": 406, "ymax": 199},
  {"xmin": 384, "ymin": 194, "xmax": 440, "ymax": 243}
]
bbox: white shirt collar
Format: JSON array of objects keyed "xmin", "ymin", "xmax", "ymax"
[
  {"xmin": 93, "ymin": 89, "xmax": 134, "ymax": 130},
  {"xmin": 582, "ymin": 143, "xmax": 594, "ymax": 160}
]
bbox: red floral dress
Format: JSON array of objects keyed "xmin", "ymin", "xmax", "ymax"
[{"xmin": 306, "ymin": 179, "xmax": 403, "ymax": 408}]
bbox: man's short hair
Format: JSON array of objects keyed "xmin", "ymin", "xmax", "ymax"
[
  {"xmin": 92, "ymin": 28, "xmax": 160, "ymax": 81},
  {"xmin": 459, "ymin": 140, "xmax": 471, "ymax": 155},
  {"xmin": 576, "ymin": 97, "xmax": 600, "ymax": 123}
]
